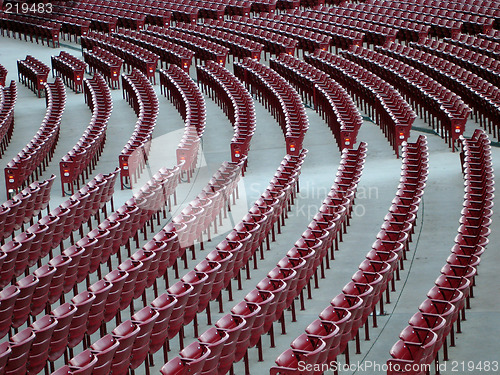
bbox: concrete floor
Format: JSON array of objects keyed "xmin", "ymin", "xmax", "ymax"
[{"xmin": 0, "ymin": 34, "xmax": 499, "ymax": 375}]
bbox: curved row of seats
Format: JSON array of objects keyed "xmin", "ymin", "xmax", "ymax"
[
  {"xmin": 119, "ymin": 69, "xmax": 158, "ymax": 189},
  {"xmin": 330, "ymin": 4, "xmax": 456, "ymax": 40},
  {"xmin": 16, "ymin": 55, "xmax": 50, "ymax": 98},
  {"xmin": 173, "ymin": 22, "xmax": 264, "ymax": 62},
  {"xmin": 81, "ymin": 31, "xmax": 159, "ymax": 83},
  {"xmin": 386, "ymin": 130, "xmax": 493, "ymax": 375},
  {"xmin": 287, "ymin": 8, "xmax": 398, "ymax": 46},
  {"xmin": 83, "ymin": 46, "xmax": 124, "ymax": 89},
  {"xmin": 270, "ymin": 53, "xmax": 362, "ymax": 151},
  {"xmin": 479, "ymin": 27, "xmax": 500, "ymax": 42},
  {"xmin": 114, "ymin": 29, "xmax": 194, "ymax": 73},
  {"xmin": 363, "ymin": 0, "xmax": 494, "ymax": 35},
  {"xmin": 4, "ymin": 77, "xmax": 66, "ymax": 196},
  {"xmin": 57, "ymin": 2, "xmax": 145, "ymax": 31},
  {"xmin": 251, "ymin": 13, "xmax": 365, "ymax": 52},
  {"xmin": 202, "ymin": 19, "xmax": 298, "ymax": 58},
  {"xmin": 159, "ymin": 65, "xmax": 206, "ymax": 181},
  {"xmin": 309, "ymin": 3, "xmax": 429, "ymax": 43},
  {"xmin": 196, "ymin": 61, "xmax": 256, "ymax": 163},
  {"xmin": 0, "ymin": 171, "xmax": 116, "ymax": 290},
  {"xmin": 0, "ymin": 81, "xmax": 16, "ymax": 157},
  {"xmin": 162, "ymin": 144, "xmax": 365, "ymax": 375},
  {"xmin": 410, "ymin": 38, "xmax": 500, "ymax": 88},
  {"xmin": 50, "ymin": 51, "xmax": 87, "ymax": 93},
  {"xmin": 145, "ymin": 26, "xmax": 229, "ymax": 67},
  {"xmin": 0, "ymin": 164, "xmax": 183, "ymax": 375},
  {"xmin": 234, "ymin": 58, "xmax": 308, "ymax": 156},
  {"xmin": 60, "ymin": 73, "xmax": 113, "ymax": 195},
  {"xmin": 0, "ymin": 13, "xmax": 60, "ymax": 48},
  {"xmin": 0, "ymin": 175, "xmax": 54, "ymax": 247},
  {"xmin": 343, "ymin": 45, "xmax": 470, "ymax": 150},
  {"xmin": 305, "ymin": 50, "xmax": 414, "ymax": 157},
  {"xmin": 270, "ymin": 136, "xmax": 428, "ymax": 374},
  {"xmin": 230, "ymin": 16, "xmax": 332, "ymax": 53},
  {"xmin": 154, "ymin": 149, "xmax": 307, "ymax": 375},
  {"xmin": 444, "ymin": 34, "xmax": 500, "ymax": 59},
  {"xmin": 376, "ymin": 42, "xmax": 500, "ymax": 140}
]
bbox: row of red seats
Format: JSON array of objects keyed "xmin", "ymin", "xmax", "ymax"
[
  {"xmin": 173, "ymin": 22, "xmax": 264, "ymax": 62},
  {"xmin": 343, "ymin": 45, "xmax": 470, "ymax": 150},
  {"xmin": 120, "ymin": 69, "xmax": 158, "ymax": 189},
  {"xmin": 348, "ymin": 1, "xmax": 468, "ymax": 38},
  {"xmin": 54, "ymin": 15, "xmax": 90, "ymax": 43},
  {"xmin": 376, "ymin": 42, "xmax": 500, "ymax": 141},
  {"xmin": 162, "ymin": 145, "xmax": 364, "ymax": 375},
  {"xmin": 271, "ymin": 136, "xmax": 428, "ymax": 374},
  {"xmin": 386, "ymin": 130, "xmax": 493, "ymax": 375},
  {"xmin": 231, "ymin": 16, "xmax": 331, "ymax": 53},
  {"xmin": 305, "ymin": 50, "xmax": 414, "ymax": 157},
  {"xmin": 364, "ymin": 0, "xmax": 494, "ymax": 34},
  {"xmin": 0, "ymin": 81, "xmax": 16, "ymax": 157},
  {"xmin": 234, "ymin": 58, "xmax": 308, "ymax": 156},
  {"xmin": 410, "ymin": 38, "xmax": 500, "ymax": 89},
  {"xmin": 287, "ymin": 8, "xmax": 398, "ymax": 46},
  {"xmin": 444, "ymin": 34, "xmax": 500, "ymax": 59},
  {"xmin": 114, "ymin": 29, "xmax": 194, "ymax": 73},
  {"xmin": 0, "ymin": 175, "xmax": 54, "ymax": 248},
  {"xmin": 60, "ymin": 73, "xmax": 113, "ymax": 195},
  {"xmin": 0, "ymin": 13, "xmax": 60, "ymax": 48},
  {"xmin": 51, "ymin": 5, "xmax": 118, "ymax": 34},
  {"xmin": 64, "ymin": 2, "xmax": 147, "ymax": 30},
  {"xmin": 367, "ymin": 0, "xmax": 500, "ymax": 18},
  {"xmin": 299, "ymin": 0, "xmax": 326, "ymax": 7},
  {"xmin": 197, "ymin": 61, "xmax": 256, "ymax": 163},
  {"xmin": 4, "ymin": 78, "xmax": 66, "ymax": 196},
  {"xmin": 16, "ymin": 55, "xmax": 50, "ymax": 98},
  {"xmin": 159, "ymin": 65, "xmax": 206, "ymax": 180},
  {"xmin": 250, "ymin": 13, "xmax": 364, "ymax": 52},
  {"xmin": 57, "ymin": 0, "xmax": 171, "ymax": 28},
  {"xmin": 270, "ymin": 53, "xmax": 362, "ymax": 151},
  {"xmin": 202, "ymin": 19, "xmax": 297, "ymax": 58},
  {"xmin": 0, "ymin": 170, "xmax": 117, "ymax": 292},
  {"xmin": 0, "ymin": 64, "xmax": 7, "ymax": 87},
  {"xmin": 0, "ymin": 165, "xmax": 181, "ymax": 375},
  {"xmin": 314, "ymin": 3, "xmax": 429, "ymax": 43},
  {"xmin": 83, "ymin": 46, "xmax": 124, "ymax": 89},
  {"xmin": 81, "ymin": 31, "xmax": 159, "ymax": 83},
  {"xmin": 249, "ymin": 0, "xmax": 278, "ymax": 14},
  {"xmin": 274, "ymin": 0, "xmax": 298, "ymax": 10},
  {"xmin": 212, "ymin": 0, "xmax": 252, "ymax": 16},
  {"xmin": 50, "ymin": 51, "xmax": 87, "ymax": 93},
  {"xmin": 145, "ymin": 26, "xmax": 229, "ymax": 67},
  {"xmin": 479, "ymin": 27, "xmax": 500, "ymax": 42}
]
